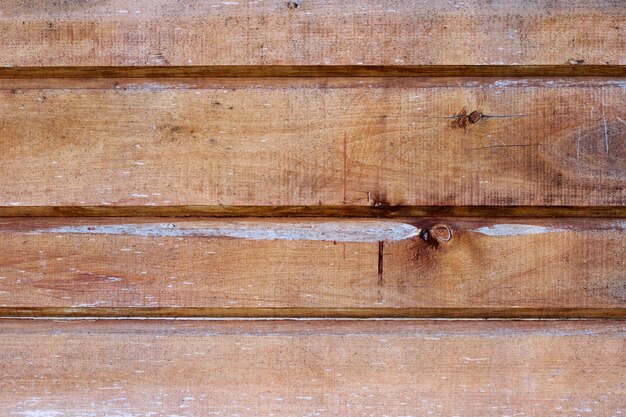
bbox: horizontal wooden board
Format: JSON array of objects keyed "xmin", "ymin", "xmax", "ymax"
[
  {"xmin": 0, "ymin": 77, "xmax": 625, "ymax": 208},
  {"xmin": 0, "ymin": 0, "xmax": 624, "ymax": 67},
  {"xmin": 0, "ymin": 319, "xmax": 623, "ymax": 416},
  {"xmin": 1, "ymin": 217, "xmax": 624, "ymax": 317}
]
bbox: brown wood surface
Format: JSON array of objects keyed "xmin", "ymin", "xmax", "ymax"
[
  {"xmin": 1, "ymin": 1, "xmax": 624, "ymax": 414},
  {"xmin": 1, "ymin": 77, "xmax": 625, "ymax": 208},
  {"xmin": 0, "ymin": 319, "xmax": 623, "ymax": 416},
  {"xmin": 0, "ymin": 0, "xmax": 624, "ymax": 67},
  {"xmin": 0, "ymin": 217, "xmax": 623, "ymax": 316}
]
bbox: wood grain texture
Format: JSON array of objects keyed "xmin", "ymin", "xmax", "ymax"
[
  {"xmin": 0, "ymin": 319, "xmax": 624, "ymax": 416},
  {"xmin": 0, "ymin": 0, "xmax": 624, "ymax": 67},
  {"xmin": 1, "ymin": 217, "xmax": 624, "ymax": 316},
  {"xmin": 1, "ymin": 77, "xmax": 625, "ymax": 208}
]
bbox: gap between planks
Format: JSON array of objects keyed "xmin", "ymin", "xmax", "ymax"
[
  {"xmin": 0, "ymin": 65, "xmax": 625, "ymax": 79},
  {"xmin": 1, "ymin": 308, "xmax": 624, "ymax": 319},
  {"xmin": 1, "ymin": 206, "xmax": 625, "ymax": 218}
]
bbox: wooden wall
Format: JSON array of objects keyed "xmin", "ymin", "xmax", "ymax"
[{"xmin": 0, "ymin": 1, "xmax": 624, "ymax": 415}]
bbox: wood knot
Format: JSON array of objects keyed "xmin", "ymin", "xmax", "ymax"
[
  {"xmin": 451, "ymin": 108, "xmax": 483, "ymax": 129},
  {"xmin": 419, "ymin": 225, "xmax": 452, "ymax": 245},
  {"xmin": 430, "ymin": 224, "xmax": 452, "ymax": 242},
  {"xmin": 468, "ymin": 111, "xmax": 482, "ymax": 124}
]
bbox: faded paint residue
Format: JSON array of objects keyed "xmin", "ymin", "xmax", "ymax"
[
  {"xmin": 14, "ymin": 411, "xmax": 65, "ymax": 417},
  {"xmin": 31, "ymin": 221, "xmax": 420, "ymax": 243},
  {"xmin": 472, "ymin": 224, "xmax": 565, "ymax": 236}
]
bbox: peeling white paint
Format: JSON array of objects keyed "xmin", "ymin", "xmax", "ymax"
[
  {"xmin": 31, "ymin": 221, "xmax": 420, "ymax": 243},
  {"xmin": 472, "ymin": 224, "xmax": 565, "ymax": 236}
]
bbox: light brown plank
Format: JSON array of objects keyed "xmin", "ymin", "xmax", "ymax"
[
  {"xmin": 0, "ymin": 217, "xmax": 624, "ymax": 316},
  {"xmin": 0, "ymin": 319, "xmax": 624, "ymax": 416},
  {"xmin": 0, "ymin": 0, "xmax": 624, "ymax": 67},
  {"xmin": 1, "ymin": 77, "xmax": 625, "ymax": 208}
]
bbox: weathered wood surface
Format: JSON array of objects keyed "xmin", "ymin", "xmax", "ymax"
[
  {"xmin": 0, "ymin": 319, "xmax": 623, "ymax": 416},
  {"xmin": 0, "ymin": 217, "xmax": 623, "ymax": 316},
  {"xmin": 0, "ymin": 0, "xmax": 624, "ymax": 67},
  {"xmin": 1, "ymin": 77, "xmax": 624, "ymax": 208}
]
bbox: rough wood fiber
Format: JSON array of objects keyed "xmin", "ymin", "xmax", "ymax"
[
  {"xmin": 0, "ymin": 0, "xmax": 624, "ymax": 67},
  {"xmin": 1, "ymin": 77, "xmax": 624, "ymax": 208},
  {"xmin": 0, "ymin": 319, "xmax": 623, "ymax": 416},
  {"xmin": 0, "ymin": 217, "xmax": 624, "ymax": 316}
]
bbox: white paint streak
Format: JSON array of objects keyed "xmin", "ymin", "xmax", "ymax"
[
  {"xmin": 13, "ymin": 411, "xmax": 65, "ymax": 417},
  {"xmin": 472, "ymin": 224, "xmax": 565, "ymax": 236},
  {"xmin": 31, "ymin": 221, "xmax": 420, "ymax": 243}
]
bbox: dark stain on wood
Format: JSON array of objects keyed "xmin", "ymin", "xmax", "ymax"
[{"xmin": 378, "ymin": 240, "xmax": 384, "ymax": 285}]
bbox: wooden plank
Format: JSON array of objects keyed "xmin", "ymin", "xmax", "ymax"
[
  {"xmin": 0, "ymin": 217, "xmax": 624, "ymax": 317},
  {"xmin": 1, "ymin": 77, "xmax": 625, "ymax": 208},
  {"xmin": 0, "ymin": 319, "xmax": 623, "ymax": 416},
  {"xmin": 0, "ymin": 0, "xmax": 624, "ymax": 67}
]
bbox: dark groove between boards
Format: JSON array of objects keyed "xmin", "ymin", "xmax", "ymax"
[
  {"xmin": 1, "ymin": 307, "xmax": 624, "ymax": 319},
  {"xmin": 0, "ymin": 65, "xmax": 625, "ymax": 78},
  {"xmin": 0, "ymin": 206, "xmax": 625, "ymax": 218}
]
